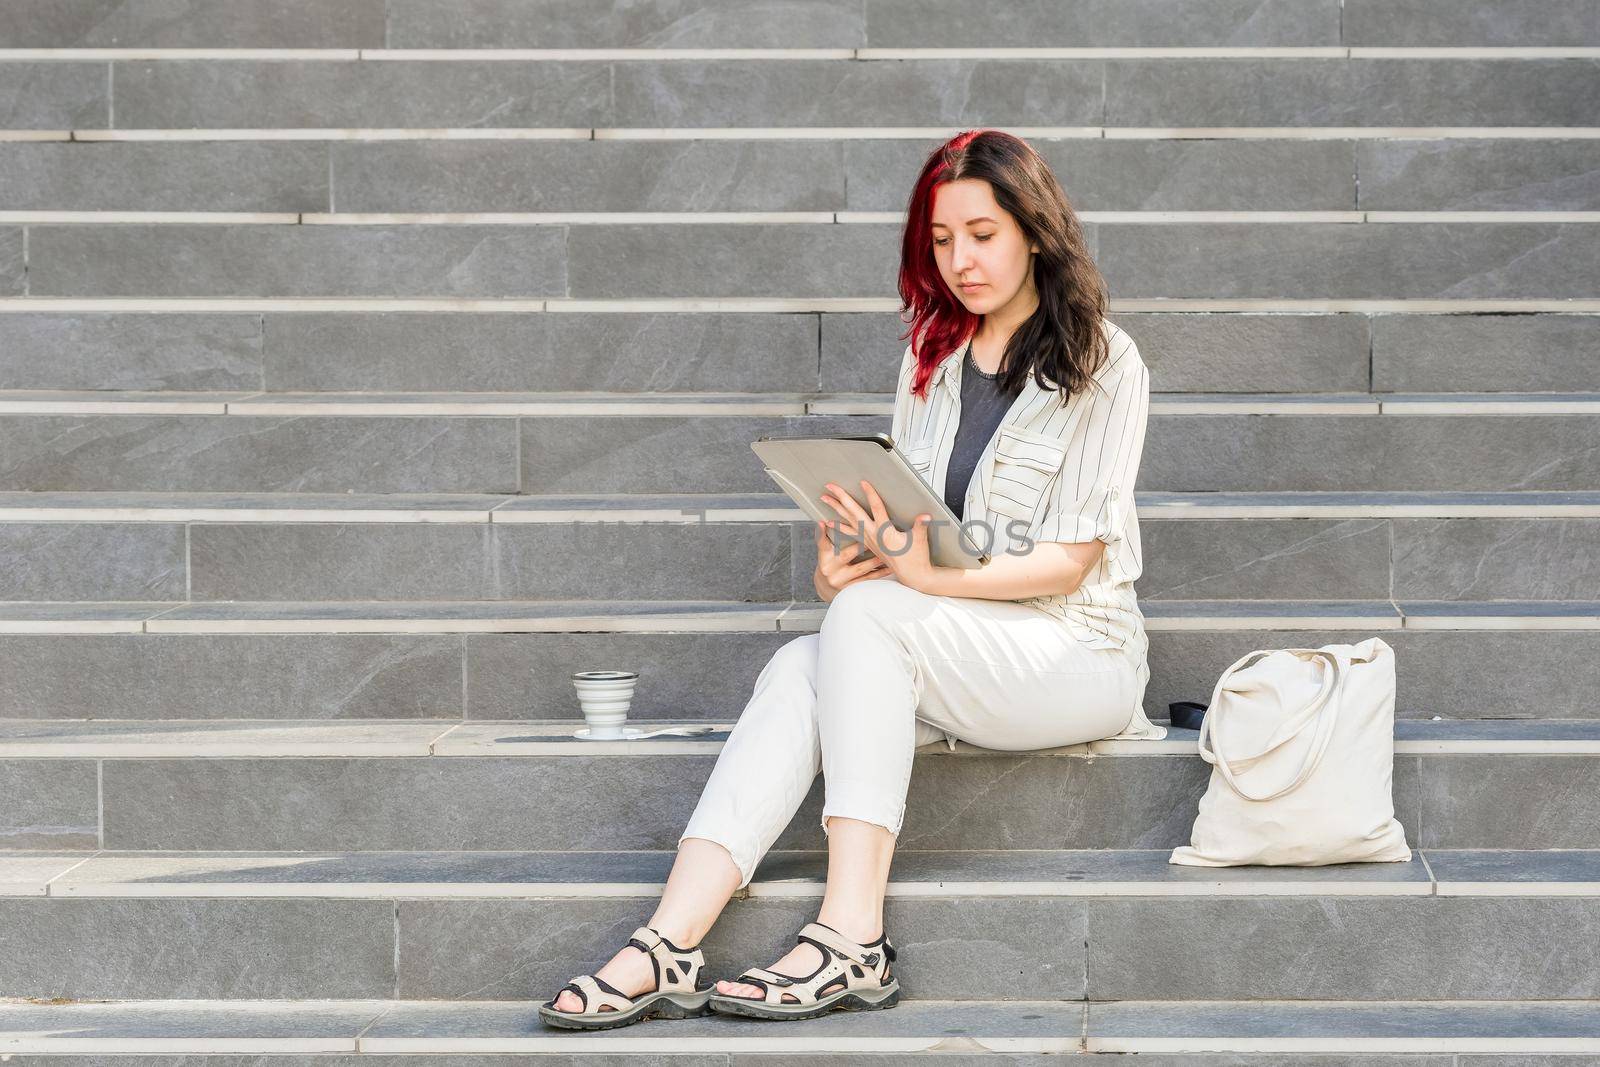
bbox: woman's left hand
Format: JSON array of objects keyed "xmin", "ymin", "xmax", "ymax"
[{"xmin": 820, "ymin": 480, "xmax": 942, "ymax": 593}]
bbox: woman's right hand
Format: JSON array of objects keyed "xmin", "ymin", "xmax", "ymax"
[{"xmin": 814, "ymin": 520, "xmax": 892, "ymax": 602}]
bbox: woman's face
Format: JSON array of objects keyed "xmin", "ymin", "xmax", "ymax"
[{"xmin": 929, "ymin": 178, "xmax": 1039, "ymax": 316}]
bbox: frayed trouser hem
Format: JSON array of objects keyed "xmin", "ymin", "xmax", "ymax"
[
  {"xmin": 677, "ymin": 830, "xmax": 758, "ymax": 891},
  {"xmin": 820, "ymin": 785, "xmax": 904, "ymax": 840}
]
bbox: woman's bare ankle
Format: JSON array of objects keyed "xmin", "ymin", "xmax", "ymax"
[
  {"xmin": 815, "ymin": 912, "xmax": 883, "ymax": 944},
  {"xmin": 643, "ymin": 919, "xmax": 703, "ymax": 950}
]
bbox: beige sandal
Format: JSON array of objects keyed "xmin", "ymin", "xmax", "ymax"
[
  {"xmin": 538, "ymin": 925, "xmax": 714, "ymax": 1030},
  {"xmin": 708, "ymin": 920, "xmax": 900, "ymax": 1020}
]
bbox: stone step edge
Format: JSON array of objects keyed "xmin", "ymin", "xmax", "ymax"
[
  {"xmin": 0, "ymin": 388, "xmax": 1593, "ymax": 417},
  {"xmin": 1, "ymin": 997, "xmax": 1597, "ymax": 1055},
  {"xmin": 8, "ymin": 46, "xmax": 1600, "ymax": 60},
  {"xmin": 0, "ymin": 489, "xmax": 1595, "ymax": 523},
  {"xmin": 5, "ymin": 296, "xmax": 1600, "ymax": 314},
  {"xmin": 0, "ymin": 599, "xmax": 1594, "ymax": 634},
  {"xmin": 10, "ymin": 209, "xmax": 1600, "ymax": 227},
  {"xmin": 27, "ymin": 126, "xmax": 1600, "ymax": 144},
  {"xmin": 4, "ymin": 848, "xmax": 1595, "ymax": 900},
  {"xmin": 1, "ymin": 716, "xmax": 1597, "ymax": 758}
]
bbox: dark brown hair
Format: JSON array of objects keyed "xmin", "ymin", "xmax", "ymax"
[{"xmin": 897, "ymin": 128, "xmax": 1111, "ymax": 403}]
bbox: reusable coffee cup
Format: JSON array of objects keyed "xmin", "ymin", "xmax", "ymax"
[{"xmin": 571, "ymin": 670, "xmax": 639, "ymax": 737}]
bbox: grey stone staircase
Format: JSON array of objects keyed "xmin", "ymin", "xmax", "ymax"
[{"xmin": 2, "ymin": 0, "xmax": 1599, "ymax": 1058}]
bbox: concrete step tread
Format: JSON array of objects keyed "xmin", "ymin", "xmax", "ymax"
[
  {"xmin": 1, "ymin": 997, "xmax": 1597, "ymax": 1055},
  {"xmin": 0, "ymin": 488, "xmax": 1597, "ymax": 522},
  {"xmin": 0, "ymin": 998, "xmax": 1074, "ymax": 1055},
  {"xmin": 0, "ymin": 599, "xmax": 796, "ymax": 634},
  {"xmin": 2, "ymin": 716, "xmax": 1599, "ymax": 758},
  {"xmin": 0, "ymin": 0, "xmax": 1588, "ymax": 49},
  {"xmin": 0, "ymin": 388, "xmax": 1595, "ymax": 416},
  {"xmin": 3, "ymin": 598, "xmax": 1598, "ymax": 634},
  {"xmin": 1087, "ymin": 1000, "xmax": 1600, "ymax": 1053},
  {"xmin": 5, "ymin": 847, "xmax": 1598, "ymax": 899},
  {"xmin": 12, "ymin": 45, "xmax": 1600, "ymax": 56}
]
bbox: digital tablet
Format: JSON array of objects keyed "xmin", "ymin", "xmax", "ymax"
[{"xmin": 751, "ymin": 431, "xmax": 990, "ymax": 569}]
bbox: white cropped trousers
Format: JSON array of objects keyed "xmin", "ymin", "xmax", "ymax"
[{"xmin": 678, "ymin": 576, "xmax": 1143, "ymax": 889}]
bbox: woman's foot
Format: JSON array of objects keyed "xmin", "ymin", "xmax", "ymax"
[
  {"xmin": 540, "ymin": 926, "xmax": 715, "ymax": 1030},
  {"xmin": 550, "ymin": 941, "xmax": 658, "ymax": 1014},
  {"xmin": 714, "ymin": 919, "xmax": 882, "ymax": 1002}
]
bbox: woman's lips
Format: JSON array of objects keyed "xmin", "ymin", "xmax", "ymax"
[{"xmin": 960, "ymin": 283, "xmax": 985, "ymax": 291}]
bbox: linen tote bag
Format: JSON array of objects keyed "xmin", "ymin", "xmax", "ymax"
[{"xmin": 1170, "ymin": 636, "xmax": 1412, "ymax": 867}]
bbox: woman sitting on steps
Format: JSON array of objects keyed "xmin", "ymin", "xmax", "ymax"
[{"xmin": 541, "ymin": 127, "xmax": 1167, "ymax": 1030}]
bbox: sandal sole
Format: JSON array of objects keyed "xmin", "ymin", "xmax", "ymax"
[
  {"xmin": 538, "ymin": 990, "xmax": 715, "ymax": 1030},
  {"xmin": 707, "ymin": 981, "xmax": 900, "ymax": 1021}
]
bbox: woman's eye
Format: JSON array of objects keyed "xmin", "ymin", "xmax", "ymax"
[{"xmin": 933, "ymin": 235, "xmax": 993, "ymax": 246}]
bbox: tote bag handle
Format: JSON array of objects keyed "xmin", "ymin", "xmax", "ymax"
[{"xmin": 1196, "ymin": 647, "xmax": 1342, "ymax": 803}]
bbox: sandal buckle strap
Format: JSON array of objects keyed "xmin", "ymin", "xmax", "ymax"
[
  {"xmin": 627, "ymin": 925, "xmax": 662, "ymax": 950},
  {"xmin": 740, "ymin": 966, "xmax": 795, "ymax": 986},
  {"xmin": 627, "ymin": 925, "xmax": 705, "ymax": 994},
  {"xmin": 798, "ymin": 921, "xmax": 881, "ymax": 969}
]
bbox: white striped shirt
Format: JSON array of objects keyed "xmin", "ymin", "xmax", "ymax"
[{"xmin": 890, "ymin": 319, "xmax": 1166, "ymax": 741}]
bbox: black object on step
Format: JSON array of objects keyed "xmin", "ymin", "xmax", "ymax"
[{"xmin": 1168, "ymin": 701, "xmax": 1208, "ymax": 731}]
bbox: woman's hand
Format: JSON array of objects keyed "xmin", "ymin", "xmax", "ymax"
[
  {"xmin": 820, "ymin": 480, "xmax": 942, "ymax": 593},
  {"xmin": 813, "ymin": 518, "xmax": 892, "ymax": 602}
]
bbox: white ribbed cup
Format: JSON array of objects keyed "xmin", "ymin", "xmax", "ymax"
[{"xmin": 571, "ymin": 670, "xmax": 638, "ymax": 737}]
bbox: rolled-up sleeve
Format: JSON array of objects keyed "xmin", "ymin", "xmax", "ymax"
[{"xmin": 1034, "ymin": 349, "xmax": 1150, "ymax": 551}]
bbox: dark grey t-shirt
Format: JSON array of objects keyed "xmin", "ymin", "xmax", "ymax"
[{"xmin": 943, "ymin": 340, "xmax": 1016, "ymax": 521}]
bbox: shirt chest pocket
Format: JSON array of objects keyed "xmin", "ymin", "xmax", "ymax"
[
  {"xmin": 987, "ymin": 424, "xmax": 1068, "ymax": 523},
  {"xmin": 901, "ymin": 440, "xmax": 936, "ymax": 485}
]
